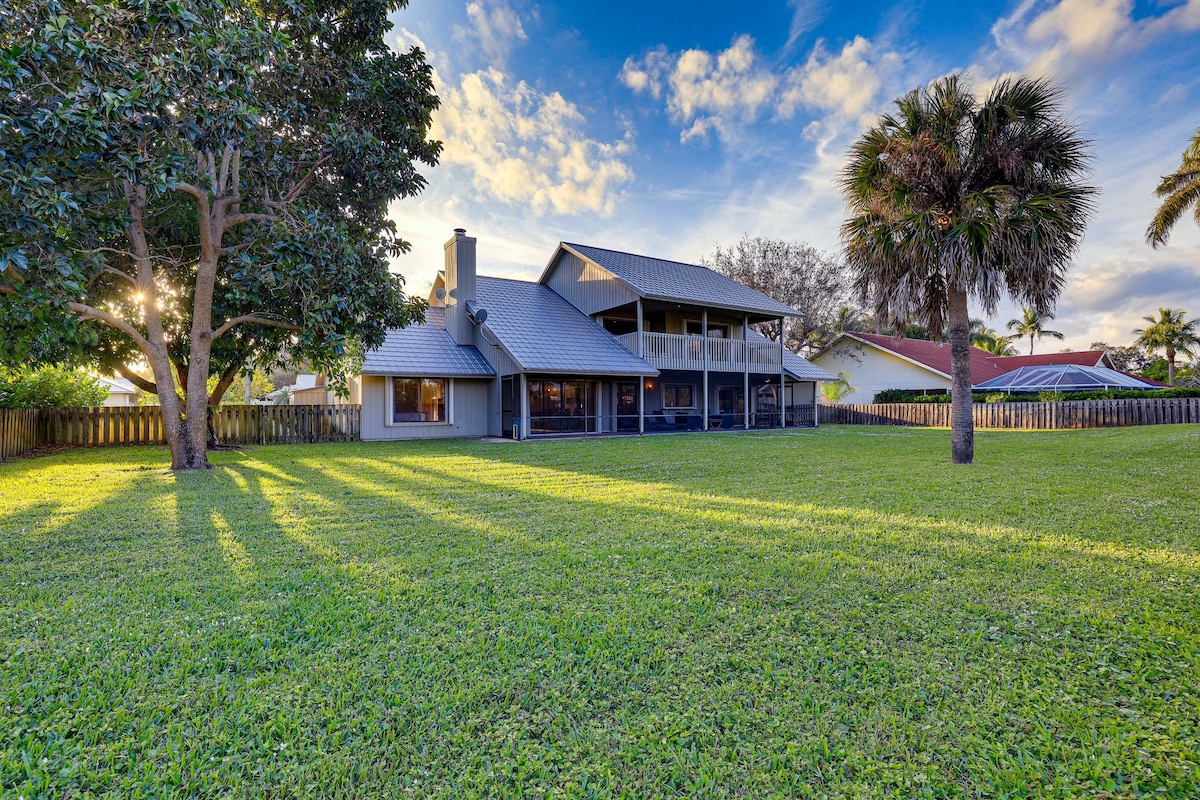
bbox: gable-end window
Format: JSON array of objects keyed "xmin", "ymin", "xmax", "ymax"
[
  {"xmin": 391, "ymin": 378, "xmax": 447, "ymax": 423},
  {"xmin": 664, "ymin": 384, "xmax": 694, "ymax": 409}
]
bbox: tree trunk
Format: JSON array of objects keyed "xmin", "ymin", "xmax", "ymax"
[
  {"xmin": 1167, "ymin": 346, "xmax": 1176, "ymax": 385},
  {"xmin": 947, "ymin": 289, "xmax": 974, "ymax": 464}
]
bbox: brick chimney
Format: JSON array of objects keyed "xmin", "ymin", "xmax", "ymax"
[{"xmin": 443, "ymin": 228, "xmax": 477, "ymax": 345}]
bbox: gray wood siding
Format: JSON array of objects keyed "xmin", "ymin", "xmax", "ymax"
[
  {"xmin": 545, "ymin": 251, "xmax": 637, "ymax": 315},
  {"xmin": 360, "ymin": 376, "xmax": 490, "ymax": 440}
]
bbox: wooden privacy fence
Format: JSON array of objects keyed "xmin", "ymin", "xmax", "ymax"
[
  {"xmin": 0, "ymin": 404, "xmax": 361, "ymax": 462},
  {"xmin": 819, "ymin": 397, "xmax": 1200, "ymax": 429}
]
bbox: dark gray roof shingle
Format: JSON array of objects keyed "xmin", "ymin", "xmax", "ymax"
[
  {"xmin": 562, "ymin": 243, "xmax": 801, "ymax": 319},
  {"xmin": 746, "ymin": 329, "xmax": 837, "ymax": 381},
  {"xmin": 361, "ymin": 307, "xmax": 496, "ymax": 377},
  {"xmin": 477, "ymin": 277, "xmax": 658, "ymax": 376}
]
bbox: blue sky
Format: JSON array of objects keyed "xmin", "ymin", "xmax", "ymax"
[{"xmin": 386, "ymin": 0, "xmax": 1200, "ymax": 351}]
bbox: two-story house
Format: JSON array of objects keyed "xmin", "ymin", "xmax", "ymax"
[{"xmin": 353, "ymin": 229, "xmax": 834, "ymax": 440}]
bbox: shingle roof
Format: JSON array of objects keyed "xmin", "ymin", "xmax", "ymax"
[
  {"xmin": 561, "ymin": 243, "xmax": 801, "ymax": 319},
  {"xmin": 362, "ymin": 307, "xmax": 496, "ymax": 377},
  {"xmin": 477, "ymin": 277, "xmax": 658, "ymax": 376},
  {"xmin": 849, "ymin": 332, "xmax": 1006, "ymax": 379},
  {"xmin": 746, "ymin": 330, "xmax": 837, "ymax": 381}
]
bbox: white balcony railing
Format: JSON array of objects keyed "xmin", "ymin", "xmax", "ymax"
[{"xmin": 616, "ymin": 331, "xmax": 782, "ymax": 373}]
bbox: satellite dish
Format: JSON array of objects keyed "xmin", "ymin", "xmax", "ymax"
[
  {"xmin": 434, "ymin": 286, "xmax": 446, "ymax": 301},
  {"xmin": 465, "ymin": 303, "xmax": 488, "ymax": 326}
]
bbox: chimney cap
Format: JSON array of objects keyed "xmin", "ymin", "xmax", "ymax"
[{"xmin": 453, "ymin": 227, "xmax": 467, "ymax": 235}]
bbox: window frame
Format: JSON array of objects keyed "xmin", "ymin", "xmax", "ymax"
[
  {"xmin": 386, "ymin": 377, "xmax": 453, "ymax": 426},
  {"xmin": 663, "ymin": 383, "xmax": 695, "ymax": 409}
]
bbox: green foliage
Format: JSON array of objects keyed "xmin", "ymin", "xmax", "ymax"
[
  {"xmin": 877, "ymin": 386, "xmax": 1200, "ymax": 404},
  {"xmin": 0, "ymin": 0, "xmax": 437, "ymax": 386},
  {"xmin": 0, "ymin": 366, "xmax": 108, "ymax": 408},
  {"xmin": 1146, "ymin": 127, "xmax": 1200, "ymax": 247},
  {"xmin": 1007, "ymin": 309, "xmax": 1065, "ymax": 355},
  {"xmin": 820, "ymin": 370, "xmax": 855, "ymax": 403},
  {"xmin": 1133, "ymin": 308, "xmax": 1199, "ymax": 385},
  {"xmin": 206, "ymin": 370, "xmax": 275, "ymax": 406},
  {"xmin": 2, "ymin": 429, "xmax": 1199, "ymax": 795}
]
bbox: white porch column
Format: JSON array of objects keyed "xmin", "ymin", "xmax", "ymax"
[
  {"xmin": 779, "ymin": 317, "xmax": 786, "ymax": 429},
  {"xmin": 702, "ymin": 309, "xmax": 709, "ymax": 431},
  {"xmin": 637, "ymin": 299, "xmax": 645, "ymax": 435},
  {"xmin": 743, "ymin": 314, "xmax": 750, "ymax": 430}
]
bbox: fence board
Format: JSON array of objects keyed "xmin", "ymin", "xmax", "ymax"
[
  {"xmin": 1, "ymin": 404, "xmax": 364, "ymax": 462},
  {"xmin": 819, "ymin": 398, "xmax": 1200, "ymax": 430}
]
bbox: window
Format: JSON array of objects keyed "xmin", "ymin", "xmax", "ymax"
[
  {"xmin": 602, "ymin": 317, "xmax": 637, "ymax": 335},
  {"xmin": 664, "ymin": 384, "xmax": 694, "ymax": 409},
  {"xmin": 684, "ymin": 320, "xmax": 728, "ymax": 338},
  {"xmin": 391, "ymin": 378, "xmax": 447, "ymax": 423}
]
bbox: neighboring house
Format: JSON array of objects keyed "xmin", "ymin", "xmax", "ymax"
[
  {"xmin": 811, "ymin": 333, "xmax": 1121, "ymax": 404},
  {"xmin": 96, "ymin": 376, "xmax": 138, "ymax": 407},
  {"xmin": 266, "ymin": 374, "xmax": 351, "ymax": 405},
  {"xmin": 355, "ymin": 229, "xmax": 835, "ymax": 440}
]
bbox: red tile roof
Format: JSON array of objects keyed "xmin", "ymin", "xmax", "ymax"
[
  {"xmin": 987, "ymin": 350, "xmax": 1107, "ymax": 370},
  {"xmin": 851, "ymin": 332, "xmax": 1006, "ymax": 379}
]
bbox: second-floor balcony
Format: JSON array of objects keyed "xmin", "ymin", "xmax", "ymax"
[{"xmin": 615, "ymin": 331, "xmax": 783, "ymax": 373}]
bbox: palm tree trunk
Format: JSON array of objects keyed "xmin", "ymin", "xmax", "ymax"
[
  {"xmin": 1167, "ymin": 346, "xmax": 1176, "ymax": 385},
  {"xmin": 1028, "ymin": 334, "xmax": 1034, "ymax": 356},
  {"xmin": 948, "ymin": 289, "xmax": 974, "ymax": 464}
]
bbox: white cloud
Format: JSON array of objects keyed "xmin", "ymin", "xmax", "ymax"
[
  {"xmin": 621, "ymin": 35, "xmax": 779, "ymax": 142},
  {"xmin": 622, "ymin": 34, "xmax": 904, "ymax": 143},
  {"xmin": 785, "ymin": 0, "xmax": 828, "ymax": 51},
  {"xmin": 779, "ymin": 36, "xmax": 901, "ymax": 121},
  {"xmin": 454, "ymin": 0, "xmax": 528, "ymax": 69},
  {"xmin": 433, "ymin": 68, "xmax": 634, "ymax": 216},
  {"xmin": 988, "ymin": 0, "xmax": 1200, "ymax": 79}
]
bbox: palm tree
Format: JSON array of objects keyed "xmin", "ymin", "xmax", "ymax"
[
  {"xmin": 977, "ymin": 335, "xmax": 1019, "ymax": 356},
  {"xmin": 840, "ymin": 74, "xmax": 1094, "ymax": 464},
  {"xmin": 1006, "ymin": 308, "xmax": 1065, "ymax": 355},
  {"xmin": 1133, "ymin": 308, "xmax": 1200, "ymax": 385},
  {"xmin": 1147, "ymin": 129, "xmax": 1200, "ymax": 248}
]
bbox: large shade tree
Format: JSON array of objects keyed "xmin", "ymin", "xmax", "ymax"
[
  {"xmin": 0, "ymin": 0, "xmax": 439, "ymax": 469},
  {"xmin": 1146, "ymin": 128, "xmax": 1200, "ymax": 247},
  {"xmin": 703, "ymin": 236, "xmax": 856, "ymax": 355},
  {"xmin": 1133, "ymin": 307, "xmax": 1199, "ymax": 385},
  {"xmin": 840, "ymin": 74, "xmax": 1095, "ymax": 463}
]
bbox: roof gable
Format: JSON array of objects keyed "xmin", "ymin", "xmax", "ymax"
[
  {"xmin": 546, "ymin": 243, "xmax": 801, "ymax": 319},
  {"xmin": 477, "ymin": 277, "xmax": 658, "ymax": 376},
  {"xmin": 841, "ymin": 332, "xmax": 1005, "ymax": 379},
  {"xmin": 362, "ymin": 307, "xmax": 496, "ymax": 378}
]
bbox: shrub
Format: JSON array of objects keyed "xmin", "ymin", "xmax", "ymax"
[{"xmin": 0, "ymin": 367, "xmax": 109, "ymax": 408}]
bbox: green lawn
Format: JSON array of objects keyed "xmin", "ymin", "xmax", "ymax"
[{"xmin": 2, "ymin": 426, "xmax": 1198, "ymax": 798}]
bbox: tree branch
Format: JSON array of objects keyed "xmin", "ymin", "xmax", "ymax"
[
  {"xmin": 67, "ymin": 301, "xmax": 153, "ymax": 353},
  {"xmin": 106, "ymin": 361, "xmax": 158, "ymax": 394},
  {"xmin": 208, "ymin": 360, "xmax": 244, "ymax": 407},
  {"xmin": 212, "ymin": 314, "xmax": 301, "ymax": 340},
  {"xmin": 282, "ymin": 155, "xmax": 331, "ymax": 204}
]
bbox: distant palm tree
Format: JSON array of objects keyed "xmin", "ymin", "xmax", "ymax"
[
  {"xmin": 1147, "ymin": 129, "xmax": 1200, "ymax": 248},
  {"xmin": 841, "ymin": 74, "xmax": 1094, "ymax": 463},
  {"xmin": 1133, "ymin": 308, "xmax": 1200, "ymax": 385},
  {"xmin": 976, "ymin": 332, "xmax": 1019, "ymax": 356},
  {"xmin": 1007, "ymin": 309, "xmax": 1065, "ymax": 355}
]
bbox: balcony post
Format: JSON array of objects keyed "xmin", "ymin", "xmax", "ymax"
[
  {"xmin": 637, "ymin": 299, "xmax": 645, "ymax": 435},
  {"xmin": 779, "ymin": 317, "xmax": 786, "ymax": 429},
  {"xmin": 702, "ymin": 309, "xmax": 709, "ymax": 431},
  {"xmin": 743, "ymin": 314, "xmax": 750, "ymax": 430}
]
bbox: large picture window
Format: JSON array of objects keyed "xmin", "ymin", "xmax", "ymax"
[
  {"xmin": 392, "ymin": 378, "xmax": 447, "ymax": 423},
  {"xmin": 664, "ymin": 384, "xmax": 694, "ymax": 409},
  {"xmin": 528, "ymin": 379, "xmax": 594, "ymax": 434}
]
